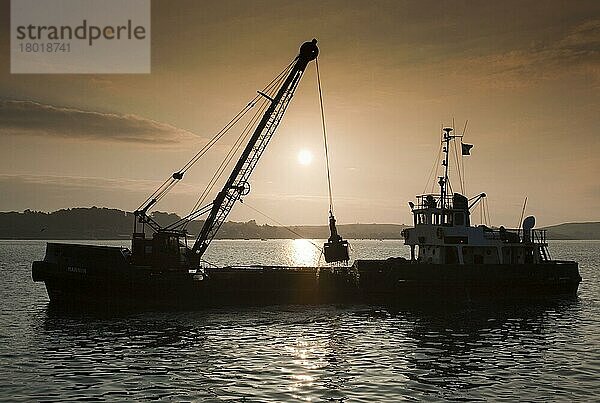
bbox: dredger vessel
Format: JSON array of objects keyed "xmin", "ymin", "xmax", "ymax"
[{"xmin": 32, "ymin": 40, "xmax": 580, "ymax": 308}]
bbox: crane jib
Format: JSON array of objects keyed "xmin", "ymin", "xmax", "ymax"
[{"xmin": 190, "ymin": 39, "xmax": 319, "ymax": 263}]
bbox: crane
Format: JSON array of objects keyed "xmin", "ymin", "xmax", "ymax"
[{"xmin": 131, "ymin": 39, "xmax": 319, "ymax": 269}]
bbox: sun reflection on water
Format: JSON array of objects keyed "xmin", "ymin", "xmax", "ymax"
[
  {"xmin": 282, "ymin": 341, "xmax": 327, "ymax": 401},
  {"xmin": 287, "ymin": 239, "xmax": 321, "ymax": 267}
]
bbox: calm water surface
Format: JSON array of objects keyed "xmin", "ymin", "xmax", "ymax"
[{"xmin": 1, "ymin": 239, "xmax": 598, "ymax": 401}]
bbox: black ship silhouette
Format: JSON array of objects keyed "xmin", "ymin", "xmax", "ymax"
[
  {"xmin": 355, "ymin": 126, "xmax": 581, "ymax": 301},
  {"xmin": 32, "ymin": 40, "xmax": 581, "ymax": 308}
]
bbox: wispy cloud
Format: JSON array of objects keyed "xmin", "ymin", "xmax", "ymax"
[
  {"xmin": 0, "ymin": 173, "xmax": 207, "ymax": 213},
  {"xmin": 464, "ymin": 19, "xmax": 600, "ymax": 89},
  {"xmin": 402, "ymin": 18, "xmax": 600, "ymax": 91},
  {"xmin": 0, "ymin": 173, "xmax": 203, "ymax": 194},
  {"xmin": 0, "ymin": 100, "xmax": 198, "ymax": 145}
]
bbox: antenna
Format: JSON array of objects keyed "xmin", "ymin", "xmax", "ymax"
[{"xmin": 517, "ymin": 196, "xmax": 528, "ymax": 233}]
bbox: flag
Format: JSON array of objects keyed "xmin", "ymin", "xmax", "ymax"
[{"xmin": 461, "ymin": 143, "xmax": 473, "ymax": 155}]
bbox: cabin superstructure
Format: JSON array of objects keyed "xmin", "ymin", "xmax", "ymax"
[{"xmin": 402, "ymin": 127, "xmax": 551, "ymax": 265}]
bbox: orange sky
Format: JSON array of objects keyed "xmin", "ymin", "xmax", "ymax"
[{"xmin": 1, "ymin": 0, "xmax": 599, "ymax": 227}]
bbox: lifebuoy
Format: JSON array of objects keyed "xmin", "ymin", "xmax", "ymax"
[{"xmin": 436, "ymin": 227, "xmax": 444, "ymax": 239}]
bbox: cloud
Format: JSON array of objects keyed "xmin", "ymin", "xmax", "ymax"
[
  {"xmin": 558, "ymin": 19, "xmax": 600, "ymax": 49},
  {"xmin": 0, "ymin": 100, "xmax": 198, "ymax": 145},
  {"xmin": 0, "ymin": 173, "xmax": 206, "ymax": 213},
  {"xmin": 0, "ymin": 173, "xmax": 202, "ymax": 194},
  {"xmin": 465, "ymin": 19, "xmax": 600, "ymax": 89},
  {"xmin": 402, "ymin": 18, "xmax": 600, "ymax": 91}
]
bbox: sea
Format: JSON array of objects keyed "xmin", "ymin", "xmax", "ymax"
[{"xmin": 0, "ymin": 239, "xmax": 598, "ymax": 401}]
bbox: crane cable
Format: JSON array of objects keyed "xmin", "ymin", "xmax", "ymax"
[
  {"xmin": 136, "ymin": 60, "xmax": 296, "ymax": 213},
  {"xmin": 136, "ymin": 100, "xmax": 256, "ymax": 211},
  {"xmin": 424, "ymin": 142, "xmax": 443, "ymax": 194},
  {"xmin": 240, "ymin": 199, "xmax": 326, "ymax": 267},
  {"xmin": 315, "ymin": 58, "xmax": 334, "ymax": 214},
  {"xmin": 182, "ymin": 97, "xmax": 272, "ymax": 230},
  {"xmin": 239, "ymin": 200, "xmax": 324, "ymax": 253},
  {"xmin": 452, "ymin": 137, "xmax": 465, "ymax": 194},
  {"xmin": 183, "ymin": 62, "xmax": 293, "ymax": 225}
]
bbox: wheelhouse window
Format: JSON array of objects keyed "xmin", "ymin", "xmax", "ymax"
[
  {"xmin": 417, "ymin": 213, "xmax": 432, "ymax": 225},
  {"xmin": 446, "ymin": 212, "xmax": 453, "ymax": 226}
]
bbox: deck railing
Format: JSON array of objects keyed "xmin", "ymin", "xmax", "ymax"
[
  {"xmin": 482, "ymin": 227, "xmax": 547, "ymax": 244},
  {"xmin": 414, "ymin": 194, "xmax": 454, "ymax": 210},
  {"xmin": 532, "ymin": 229, "xmax": 547, "ymax": 244}
]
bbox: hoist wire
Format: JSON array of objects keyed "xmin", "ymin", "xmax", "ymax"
[
  {"xmin": 180, "ymin": 59, "xmax": 295, "ymax": 174},
  {"xmin": 136, "ymin": 177, "xmax": 174, "ymax": 212},
  {"xmin": 482, "ymin": 198, "xmax": 487, "ymax": 226},
  {"xmin": 137, "ymin": 60, "xmax": 296, "ymax": 212},
  {"xmin": 180, "ymin": 103, "xmax": 253, "ymax": 172},
  {"xmin": 185, "ymin": 96, "xmax": 272, "ymax": 223},
  {"xmin": 136, "ymin": 103, "xmax": 254, "ymax": 211},
  {"xmin": 186, "ymin": 103, "xmax": 269, "ymax": 221},
  {"xmin": 153, "ymin": 179, "xmax": 179, "ymax": 205},
  {"xmin": 317, "ymin": 249, "xmax": 324, "ymax": 266},
  {"xmin": 484, "ymin": 200, "xmax": 488, "ymax": 225},
  {"xmin": 482, "ymin": 198, "xmax": 486, "ymax": 225},
  {"xmin": 483, "ymin": 200, "xmax": 490, "ymax": 227},
  {"xmin": 200, "ymin": 259, "xmax": 218, "ymax": 268},
  {"xmin": 165, "ymin": 202, "xmax": 214, "ymax": 230},
  {"xmin": 480, "ymin": 199, "xmax": 484, "ymax": 225},
  {"xmin": 184, "ymin": 66, "xmax": 290, "ymax": 222},
  {"xmin": 452, "ymin": 137, "xmax": 464, "ymax": 194},
  {"xmin": 315, "ymin": 58, "xmax": 334, "ymax": 214},
  {"xmin": 451, "ymin": 139, "xmax": 459, "ymax": 193},
  {"xmin": 239, "ymin": 199, "xmax": 324, "ymax": 253},
  {"xmin": 479, "ymin": 197, "xmax": 491, "ymax": 226},
  {"xmin": 424, "ymin": 142, "xmax": 443, "ymax": 194}
]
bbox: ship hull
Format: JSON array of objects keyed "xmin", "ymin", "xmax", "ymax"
[
  {"xmin": 32, "ymin": 243, "xmax": 581, "ymax": 309},
  {"xmin": 34, "ymin": 267, "xmax": 358, "ymax": 309},
  {"xmin": 31, "ymin": 243, "xmax": 358, "ymax": 309},
  {"xmin": 355, "ymin": 258, "xmax": 581, "ymax": 303}
]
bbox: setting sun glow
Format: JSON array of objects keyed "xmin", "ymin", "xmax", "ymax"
[{"xmin": 297, "ymin": 149, "xmax": 313, "ymax": 166}]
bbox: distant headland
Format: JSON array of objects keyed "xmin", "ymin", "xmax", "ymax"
[{"xmin": 0, "ymin": 207, "xmax": 598, "ymax": 240}]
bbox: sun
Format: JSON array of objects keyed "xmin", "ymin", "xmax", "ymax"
[{"xmin": 297, "ymin": 149, "xmax": 313, "ymax": 166}]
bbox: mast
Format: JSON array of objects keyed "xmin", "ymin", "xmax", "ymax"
[
  {"xmin": 439, "ymin": 127, "xmax": 452, "ymax": 210},
  {"xmin": 190, "ymin": 39, "xmax": 319, "ymax": 264},
  {"xmin": 439, "ymin": 127, "xmax": 463, "ymax": 212}
]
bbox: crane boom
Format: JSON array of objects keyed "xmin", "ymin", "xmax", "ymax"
[{"xmin": 190, "ymin": 39, "xmax": 319, "ymax": 264}]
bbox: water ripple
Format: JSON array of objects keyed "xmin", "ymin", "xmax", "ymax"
[{"xmin": 0, "ymin": 240, "xmax": 599, "ymax": 401}]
